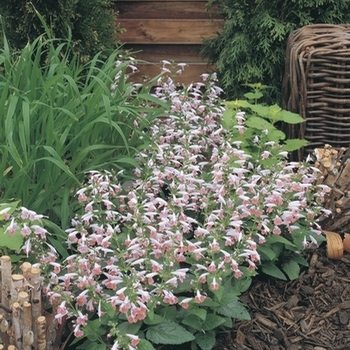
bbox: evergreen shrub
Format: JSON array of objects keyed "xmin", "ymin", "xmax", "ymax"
[
  {"xmin": 202, "ymin": 0, "xmax": 350, "ymax": 101},
  {"xmin": 0, "ymin": 0, "xmax": 120, "ymax": 61}
]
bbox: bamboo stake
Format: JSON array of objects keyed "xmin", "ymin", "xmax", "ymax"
[
  {"xmin": 1, "ymin": 256, "xmax": 12, "ymax": 315},
  {"xmin": 36, "ymin": 316, "xmax": 47, "ymax": 350},
  {"xmin": 11, "ymin": 275, "xmax": 24, "ymax": 303},
  {"xmin": 11, "ymin": 302, "xmax": 22, "ymax": 349},
  {"xmin": 22, "ymin": 302, "xmax": 33, "ymax": 350}
]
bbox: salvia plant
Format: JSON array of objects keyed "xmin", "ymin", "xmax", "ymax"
[{"xmin": 14, "ymin": 67, "xmax": 327, "ymax": 350}]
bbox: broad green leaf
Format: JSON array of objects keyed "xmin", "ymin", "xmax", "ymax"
[
  {"xmin": 266, "ymin": 235, "xmax": 296, "ymax": 248},
  {"xmin": 261, "ymin": 262, "xmax": 287, "ymax": 280},
  {"xmin": 138, "ymin": 339, "xmax": 156, "ymax": 350},
  {"xmin": 182, "ymin": 314, "xmax": 204, "ymax": 331},
  {"xmin": 282, "ymin": 260, "xmax": 300, "ymax": 280},
  {"xmin": 117, "ymin": 321, "xmax": 142, "ymax": 335},
  {"xmin": 290, "ymin": 253, "xmax": 309, "ymax": 267},
  {"xmin": 0, "ymin": 225, "xmax": 23, "ymax": 250},
  {"xmin": 158, "ymin": 305, "xmax": 177, "ymax": 320},
  {"xmin": 144, "ymin": 313, "xmax": 165, "ymax": 325},
  {"xmin": 222, "ymin": 109, "xmax": 234, "ymax": 129},
  {"xmin": 187, "ymin": 308, "xmax": 207, "ymax": 321},
  {"xmin": 258, "ymin": 245, "xmax": 277, "ymax": 261},
  {"xmin": 146, "ymin": 322, "xmax": 195, "ymax": 345},
  {"xmin": 201, "ymin": 314, "xmax": 226, "ymax": 331},
  {"xmin": 196, "ymin": 330, "xmax": 216, "ymax": 350},
  {"xmin": 283, "ymin": 139, "xmax": 308, "ymax": 152},
  {"xmin": 245, "ymin": 116, "xmax": 274, "ymax": 130},
  {"xmin": 244, "ymin": 91, "xmax": 263, "ymax": 100},
  {"xmin": 280, "ymin": 110, "xmax": 305, "ymax": 124},
  {"xmin": 217, "ymin": 300, "xmax": 251, "ymax": 320}
]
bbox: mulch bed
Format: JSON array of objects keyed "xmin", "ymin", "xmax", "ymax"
[{"xmin": 213, "ymin": 243, "xmax": 350, "ymax": 350}]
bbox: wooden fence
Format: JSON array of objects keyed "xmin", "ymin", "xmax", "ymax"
[{"xmin": 114, "ymin": 0, "xmax": 223, "ymax": 84}]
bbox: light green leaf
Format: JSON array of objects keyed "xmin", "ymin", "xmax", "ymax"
[
  {"xmin": 146, "ymin": 322, "xmax": 195, "ymax": 345},
  {"xmin": 246, "ymin": 116, "xmax": 274, "ymax": 130},
  {"xmin": 282, "ymin": 260, "xmax": 300, "ymax": 280},
  {"xmin": 280, "ymin": 110, "xmax": 305, "ymax": 124},
  {"xmin": 196, "ymin": 330, "xmax": 216, "ymax": 350},
  {"xmin": 0, "ymin": 224, "xmax": 23, "ymax": 250},
  {"xmin": 283, "ymin": 139, "xmax": 308, "ymax": 152}
]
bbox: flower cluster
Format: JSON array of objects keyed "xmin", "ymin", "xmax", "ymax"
[
  {"xmin": 45, "ymin": 69, "xmax": 328, "ymax": 349},
  {"xmin": 0, "ymin": 203, "xmax": 57, "ymax": 266}
]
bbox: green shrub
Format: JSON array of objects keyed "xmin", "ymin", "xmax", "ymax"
[
  {"xmin": 0, "ymin": 31, "xmax": 165, "ymax": 232},
  {"xmin": 202, "ymin": 0, "xmax": 350, "ymax": 101},
  {"xmin": 0, "ymin": 0, "xmax": 120, "ymax": 61}
]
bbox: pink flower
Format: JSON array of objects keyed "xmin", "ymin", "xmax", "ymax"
[{"xmin": 194, "ymin": 290, "xmax": 206, "ymax": 304}]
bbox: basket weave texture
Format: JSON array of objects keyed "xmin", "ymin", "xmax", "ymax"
[{"xmin": 283, "ymin": 24, "xmax": 350, "ymax": 159}]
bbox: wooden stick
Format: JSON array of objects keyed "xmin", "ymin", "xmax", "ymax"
[
  {"xmin": 11, "ymin": 302, "xmax": 22, "ymax": 349},
  {"xmin": 36, "ymin": 316, "xmax": 47, "ymax": 350},
  {"xmin": 30, "ymin": 267, "xmax": 42, "ymax": 349},
  {"xmin": 23, "ymin": 302, "xmax": 33, "ymax": 350},
  {"xmin": 11, "ymin": 275, "xmax": 24, "ymax": 303},
  {"xmin": 1, "ymin": 256, "xmax": 12, "ymax": 315}
]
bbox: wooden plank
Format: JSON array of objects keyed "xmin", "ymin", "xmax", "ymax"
[
  {"xmin": 123, "ymin": 44, "xmax": 204, "ymax": 62},
  {"xmin": 117, "ymin": 19, "xmax": 223, "ymax": 44},
  {"xmin": 128, "ymin": 62, "xmax": 216, "ymax": 84},
  {"xmin": 115, "ymin": 1, "xmax": 218, "ymax": 20}
]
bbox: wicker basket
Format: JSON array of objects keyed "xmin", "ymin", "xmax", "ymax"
[{"xmin": 282, "ymin": 24, "xmax": 350, "ymax": 159}]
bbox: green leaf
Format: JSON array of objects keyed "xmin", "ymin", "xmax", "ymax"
[
  {"xmin": 290, "ymin": 253, "xmax": 309, "ymax": 267},
  {"xmin": 282, "ymin": 260, "xmax": 300, "ymax": 280},
  {"xmin": 245, "ymin": 116, "xmax": 274, "ymax": 130},
  {"xmin": 0, "ymin": 224, "xmax": 23, "ymax": 250},
  {"xmin": 202, "ymin": 314, "xmax": 226, "ymax": 331},
  {"xmin": 138, "ymin": 339, "xmax": 156, "ymax": 350},
  {"xmin": 222, "ymin": 109, "xmax": 234, "ymax": 129},
  {"xmin": 182, "ymin": 314, "xmax": 204, "ymax": 331},
  {"xmin": 0, "ymin": 200, "xmax": 20, "ymax": 220},
  {"xmin": 146, "ymin": 322, "xmax": 195, "ymax": 345},
  {"xmin": 261, "ymin": 261, "xmax": 287, "ymax": 280},
  {"xmin": 280, "ymin": 110, "xmax": 305, "ymax": 124},
  {"xmin": 144, "ymin": 313, "xmax": 165, "ymax": 325},
  {"xmin": 195, "ymin": 330, "xmax": 216, "ymax": 350},
  {"xmin": 266, "ymin": 235, "xmax": 296, "ymax": 248},
  {"xmin": 158, "ymin": 305, "xmax": 177, "ymax": 321},
  {"xmin": 216, "ymin": 300, "xmax": 251, "ymax": 320},
  {"xmin": 187, "ymin": 308, "xmax": 207, "ymax": 321},
  {"xmin": 258, "ymin": 245, "xmax": 277, "ymax": 261},
  {"xmin": 244, "ymin": 91, "xmax": 263, "ymax": 100},
  {"xmin": 283, "ymin": 139, "xmax": 308, "ymax": 152},
  {"xmin": 117, "ymin": 321, "xmax": 142, "ymax": 335}
]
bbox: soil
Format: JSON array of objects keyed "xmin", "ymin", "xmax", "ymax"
[{"xmin": 212, "ymin": 243, "xmax": 350, "ymax": 350}]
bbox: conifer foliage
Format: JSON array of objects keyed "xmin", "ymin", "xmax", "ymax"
[
  {"xmin": 0, "ymin": 0, "xmax": 119, "ymax": 62},
  {"xmin": 202, "ymin": 0, "xmax": 350, "ymax": 101}
]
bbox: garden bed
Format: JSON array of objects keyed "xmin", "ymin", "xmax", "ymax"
[{"xmin": 212, "ymin": 244, "xmax": 350, "ymax": 350}]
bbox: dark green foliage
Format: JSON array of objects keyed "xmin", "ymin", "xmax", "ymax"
[
  {"xmin": 0, "ymin": 0, "xmax": 119, "ymax": 61},
  {"xmin": 202, "ymin": 0, "xmax": 350, "ymax": 101}
]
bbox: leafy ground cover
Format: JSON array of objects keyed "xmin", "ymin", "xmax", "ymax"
[{"xmin": 0, "ymin": 36, "xmax": 332, "ymax": 350}]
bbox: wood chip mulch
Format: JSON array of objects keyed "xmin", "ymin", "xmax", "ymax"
[{"xmin": 213, "ymin": 244, "xmax": 350, "ymax": 350}]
